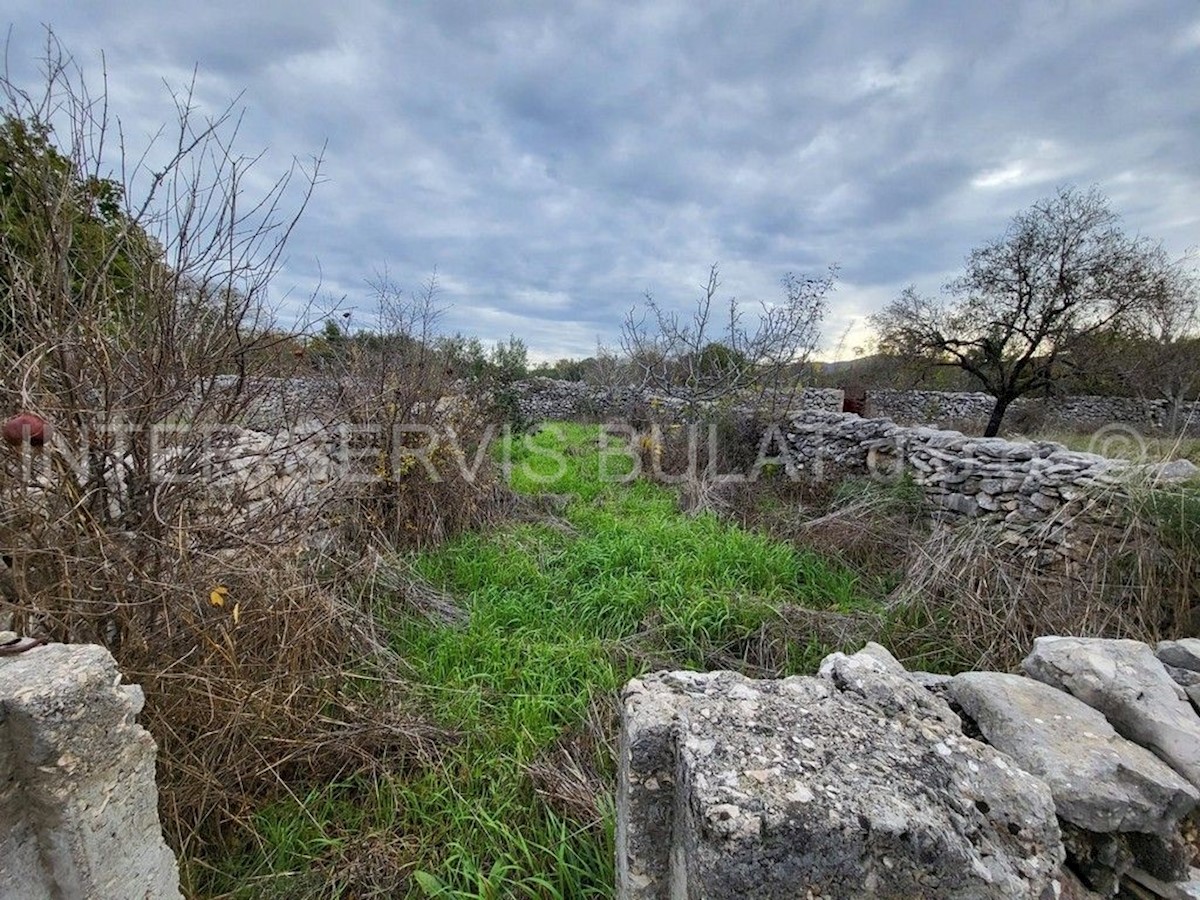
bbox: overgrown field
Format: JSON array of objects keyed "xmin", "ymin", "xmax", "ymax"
[
  {"xmin": 172, "ymin": 419, "xmax": 1200, "ymax": 897},
  {"xmin": 194, "ymin": 423, "xmax": 882, "ymax": 898}
]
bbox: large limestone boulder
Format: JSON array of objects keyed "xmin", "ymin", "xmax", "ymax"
[
  {"xmin": 947, "ymin": 671, "xmax": 1198, "ymax": 834},
  {"xmin": 1022, "ymin": 637, "xmax": 1200, "ymax": 789},
  {"xmin": 618, "ymin": 665, "xmax": 1064, "ymax": 899}
]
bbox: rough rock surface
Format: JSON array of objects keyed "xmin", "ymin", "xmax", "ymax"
[
  {"xmin": 1150, "ymin": 458, "xmax": 1200, "ymax": 483},
  {"xmin": 0, "ymin": 643, "xmax": 182, "ymax": 900},
  {"xmin": 1158, "ymin": 640, "xmax": 1200, "ymax": 674},
  {"xmin": 618, "ymin": 665, "xmax": 1063, "ymax": 899},
  {"xmin": 816, "ymin": 640, "xmax": 906, "ymax": 677},
  {"xmin": 947, "ymin": 671, "xmax": 1198, "ymax": 834},
  {"xmin": 1022, "ymin": 637, "xmax": 1200, "ymax": 789}
]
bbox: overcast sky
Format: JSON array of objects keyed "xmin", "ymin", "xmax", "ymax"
[{"xmin": 5, "ymin": 2, "xmax": 1199, "ymax": 360}]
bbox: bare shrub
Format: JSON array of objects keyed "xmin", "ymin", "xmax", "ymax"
[
  {"xmin": 0, "ymin": 34, "xmax": 470, "ymax": 876},
  {"xmin": 889, "ymin": 486, "xmax": 1200, "ymax": 671},
  {"xmin": 621, "ymin": 263, "xmax": 835, "ymax": 416},
  {"xmin": 1, "ymin": 32, "xmax": 321, "ymax": 642},
  {"xmin": 120, "ymin": 545, "xmax": 450, "ymax": 857},
  {"xmin": 312, "ymin": 273, "xmax": 512, "ymax": 553}
]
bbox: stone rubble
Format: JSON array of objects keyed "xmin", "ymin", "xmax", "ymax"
[{"xmin": 619, "ymin": 638, "xmax": 1200, "ymax": 899}]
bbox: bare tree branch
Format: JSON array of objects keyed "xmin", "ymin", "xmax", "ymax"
[{"xmin": 871, "ymin": 186, "xmax": 1173, "ymax": 436}]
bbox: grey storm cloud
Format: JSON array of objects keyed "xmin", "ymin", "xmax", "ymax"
[{"xmin": 4, "ymin": 1, "xmax": 1199, "ymax": 359}]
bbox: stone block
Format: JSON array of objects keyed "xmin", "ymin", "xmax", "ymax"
[
  {"xmin": 948, "ymin": 672, "xmax": 1197, "ymax": 835},
  {"xmin": 0, "ymin": 644, "xmax": 181, "ymax": 900},
  {"xmin": 1023, "ymin": 637, "xmax": 1200, "ymax": 790},
  {"xmin": 618, "ymin": 666, "xmax": 1063, "ymax": 898}
]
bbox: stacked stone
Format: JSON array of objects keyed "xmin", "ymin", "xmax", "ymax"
[
  {"xmin": 865, "ymin": 389, "xmax": 999, "ymax": 427},
  {"xmin": 897, "ymin": 433, "xmax": 1124, "ymax": 527},
  {"xmin": 784, "ymin": 409, "xmax": 897, "ymax": 476},
  {"xmin": 864, "ymin": 389, "xmax": 1200, "ymax": 436},
  {"xmin": 788, "ymin": 387, "xmax": 844, "ymax": 413},
  {"xmin": 192, "ymin": 378, "xmax": 1198, "ymax": 436},
  {"xmin": 786, "ymin": 410, "xmax": 1198, "ymax": 561},
  {"xmin": 191, "ymin": 374, "xmax": 347, "ymax": 431},
  {"xmin": 618, "ymin": 638, "xmax": 1200, "ymax": 898},
  {"xmin": 511, "ymin": 379, "xmax": 847, "ymax": 424},
  {"xmin": 150, "ymin": 422, "xmax": 345, "ymax": 541},
  {"xmin": 1045, "ymin": 395, "xmax": 1162, "ymax": 432},
  {"xmin": 510, "ymin": 377, "xmax": 605, "ymax": 421}
]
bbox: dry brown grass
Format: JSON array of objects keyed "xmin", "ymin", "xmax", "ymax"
[
  {"xmin": 524, "ymin": 693, "xmax": 618, "ymax": 831},
  {"xmin": 883, "ymin": 482, "xmax": 1200, "ymax": 671},
  {"xmin": 121, "ymin": 546, "xmax": 452, "ymax": 855}
]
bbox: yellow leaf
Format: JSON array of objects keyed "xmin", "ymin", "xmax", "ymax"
[
  {"xmin": 209, "ymin": 585, "xmax": 229, "ymax": 607},
  {"xmin": 231, "ymin": 602, "xmax": 241, "ymax": 625}
]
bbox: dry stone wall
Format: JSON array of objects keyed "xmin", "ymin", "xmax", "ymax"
[
  {"xmin": 191, "ymin": 375, "xmax": 1200, "ymax": 437},
  {"xmin": 865, "ymin": 389, "xmax": 1200, "ymax": 435},
  {"xmin": 511, "ymin": 378, "xmax": 844, "ymax": 423},
  {"xmin": 785, "ymin": 409, "xmax": 1197, "ymax": 562},
  {"xmin": 514, "ymin": 380, "xmax": 1199, "ymax": 436},
  {"xmin": 618, "ymin": 639, "xmax": 1200, "ymax": 898}
]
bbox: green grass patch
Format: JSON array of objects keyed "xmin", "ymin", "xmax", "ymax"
[{"xmin": 198, "ymin": 422, "xmax": 874, "ymax": 897}]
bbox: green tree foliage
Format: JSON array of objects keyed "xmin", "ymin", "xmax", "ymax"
[
  {"xmin": 871, "ymin": 186, "xmax": 1175, "ymax": 436},
  {"xmin": 487, "ymin": 334, "xmax": 528, "ymax": 382},
  {"xmin": 694, "ymin": 341, "xmax": 749, "ymax": 381},
  {"xmin": 0, "ymin": 115, "xmax": 158, "ymax": 347},
  {"xmin": 530, "ymin": 357, "xmax": 588, "ymax": 381}
]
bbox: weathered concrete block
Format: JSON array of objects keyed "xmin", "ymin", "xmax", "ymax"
[
  {"xmin": 0, "ymin": 643, "xmax": 182, "ymax": 900},
  {"xmin": 618, "ymin": 667, "xmax": 1063, "ymax": 899}
]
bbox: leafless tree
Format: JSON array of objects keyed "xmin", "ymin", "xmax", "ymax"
[
  {"xmin": 620, "ymin": 263, "xmax": 834, "ymax": 415},
  {"xmin": 871, "ymin": 186, "xmax": 1172, "ymax": 436},
  {"xmin": 1070, "ymin": 256, "xmax": 1200, "ymax": 432}
]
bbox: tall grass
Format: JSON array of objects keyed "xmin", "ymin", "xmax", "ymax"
[
  {"xmin": 197, "ymin": 423, "xmax": 871, "ymax": 897},
  {"xmin": 167, "ymin": 415, "xmax": 1200, "ymax": 896}
]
